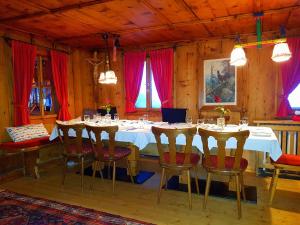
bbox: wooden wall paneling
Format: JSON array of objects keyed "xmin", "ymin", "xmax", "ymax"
[
  {"xmin": 0, "ymin": 38, "xmax": 13, "ymax": 142},
  {"xmin": 175, "ymin": 43, "xmax": 198, "ymax": 121},
  {"xmin": 71, "ymin": 49, "xmax": 83, "ymax": 117}
]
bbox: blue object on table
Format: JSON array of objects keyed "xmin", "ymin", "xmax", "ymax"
[{"xmin": 161, "ymin": 108, "xmax": 187, "ymax": 123}]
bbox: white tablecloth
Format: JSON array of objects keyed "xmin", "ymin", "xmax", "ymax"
[{"xmin": 50, "ymin": 120, "xmax": 282, "ymax": 161}]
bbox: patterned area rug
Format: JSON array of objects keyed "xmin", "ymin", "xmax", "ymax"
[{"xmin": 0, "ymin": 190, "xmax": 154, "ymax": 225}]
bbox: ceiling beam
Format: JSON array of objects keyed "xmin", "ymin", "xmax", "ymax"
[
  {"xmin": 56, "ymin": 5, "xmax": 300, "ymax": 42},
  {"xmin": 0, "ymin": 0, "xmax": 114, "ymax": 23}
]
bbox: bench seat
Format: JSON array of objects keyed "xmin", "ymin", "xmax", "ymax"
[{"xmin": 0, "ymin": 136, "xmax": 51, "ymax": 152}]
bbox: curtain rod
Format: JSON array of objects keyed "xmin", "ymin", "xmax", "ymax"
[{"xmin": 0, "ymin": 36, "xmax": 71, "ymax": 55}]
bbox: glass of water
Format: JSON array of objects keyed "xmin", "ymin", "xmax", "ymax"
[
  {"xmin": 83, "ymin": 114, "xmax": 90, "ymax": 122},
  {"xmin": 186, "ymin": 116, "xmax": 193, "ymax": 125},
  {"xmin": 197, "ymin": 118, "xmax": 205, "ymax": 127},
  {"xmin": 114, "ymin": 113, "xmax": 119, "ymax": 122}
]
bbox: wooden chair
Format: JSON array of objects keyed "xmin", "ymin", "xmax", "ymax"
[
  {"xmin": 198, "ymin": 127, "xmax": 250, "ymax": 219},
  {"xmin": 266, "ymin": 125, "xmax": 300, "ymax": 204},
  {"xmin": 151, "ymin": 126, "xmax": 200, "ymax": 209},
  {"xmin": 57, "ymin": 122, "xmax": 94, "ymax": 192},
  {"xmin": 85, "ymin": 124, "xmax": 134, "ymax": 192}
]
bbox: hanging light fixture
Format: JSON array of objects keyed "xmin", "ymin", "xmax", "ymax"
[
  {"xmin": 98, "ymin": 33, "xmax": 117, "ymax": 84},
  {"xmin": 271, "ymin": 41, "xmax": 291, "ymax": 62},
  {"xmin": 271, "ymin": 26, "xmax": 291, "ymax": 63},
  {"xmin": 230, "ymin": 45, "xmax": 247, "ymax": 67},
  {"xmin": 230, "ymin": 35, "xmax": 247, "ymax": 67}
]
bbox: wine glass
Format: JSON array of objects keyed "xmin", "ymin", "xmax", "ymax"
[
  {"xmin": 83, "ymin": 114, "xmax": 90, "ymax": 122},
  {"xmin": 186, "ymin": 116, "xmax": 193, "ymax": 125},
  {"xmin": 239, "ymin": 118, "xmax": 248, "ymax": 129},
  {"xmin": 197, "ymin": 119, "xmax": 205, "ymax": 127},
  {"xmin": 114, "ymin": 113, "xmax": 119, "ymax": 122}
]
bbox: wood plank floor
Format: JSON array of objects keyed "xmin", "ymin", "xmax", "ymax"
[{"xmin": 1, "ymin": 164, "xmax": 300, "ymax": 225}]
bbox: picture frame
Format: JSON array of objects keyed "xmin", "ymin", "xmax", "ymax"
[{"xmin": 203, "ymin": 58, "xmax": 237, "ymax": 105}]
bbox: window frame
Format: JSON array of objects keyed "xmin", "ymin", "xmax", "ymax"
[
  {"xmin": 29, "ymin": 54, "xmax": 57, "ymax": 117},
  {"xmin": 135, "ymin": 56, "xmax": 161, "ymax": 112}
]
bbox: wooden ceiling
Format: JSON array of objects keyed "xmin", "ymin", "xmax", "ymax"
[{"xmin": 0, "ymin": 0, "xmax": 300, "ymax": 48}]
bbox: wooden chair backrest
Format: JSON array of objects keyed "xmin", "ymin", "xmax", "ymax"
[
  {"xmin": 85, "ymin": 124, "xmax": 118, "ymax": 160},
  {"xmin": 261, "ymin": 125, "xmax": 300, "ymax": 155},
  {"xmin": 197, "ymin": 128, "xmax": 250, "ymax": 170},
  {"xmin": 56, "ymin": 122, "xmax": 86, "ymax": 154},
  {"xmin": 151, "ymin": 126, "xmax": 197, "ymax": 165}
]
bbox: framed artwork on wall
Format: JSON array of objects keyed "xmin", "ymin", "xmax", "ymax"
[{"xmin": 203, "ymin": 58, "xmax": 237, "ymax": 105}]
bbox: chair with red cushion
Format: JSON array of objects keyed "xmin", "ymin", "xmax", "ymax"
[
  {"xmin": 57, "ymin": 122, "xmax": 94, "ymax": 192},
  {"xmin": 151, "ymin": 126, "xmax": 199, "ymax": 209},
  {"xmin": 198, "ymin": 127, "xmax": 250, "ymax": 219},
  {"xmin": 85, "ymin": 124, "xmax": 134, "ymax": 193},
  {"xmin": 269, "ymin": 154, "xmax": 300, "ymax": 204}
]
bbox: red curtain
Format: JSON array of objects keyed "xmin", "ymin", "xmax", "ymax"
[
  {"xmin": 124, "ymin": 51, "xmax": 146, "ymax": 112},
  {"xmin": 150, "ymin": 48, "xmax": 173, "ymax": 108},
  {"xmin": 277, "ymin": 38, "xmax": 300, "ymax": 117},
  {"xmin": 51, "ymin": 50, "xmax": 71, "ymax": 120},
  {"xmin": 12, "ymin": 40, "xmax": 37, "ymax": 126}
]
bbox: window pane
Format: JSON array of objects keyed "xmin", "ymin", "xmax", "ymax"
[
  {"xmin": 151, "ymin": 70, "xmax": 161, "ymax": 108},
  {"xmin": 42, "ymin": 58, "xmax": 53, "ymax": 86},
  {"xmin": 43, "ymin": 87, "xmax": 54, "ymax": 113},
  {"xmin": 135, "ymin": 62, "xmax": 147, "ymax": 108},
  {"xmin": 29, "ymin": 88, "xmax": 41, "ymax": 115},
  {"xmin": 288, "ymin": 83, "xmax": 300, "ymax": 109}
]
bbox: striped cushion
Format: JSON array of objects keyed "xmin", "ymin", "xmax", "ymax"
[{"xmin": 6, "ymin": 124, "xmax": 49, "ymax": 142}]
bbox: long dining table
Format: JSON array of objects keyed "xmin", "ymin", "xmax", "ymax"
[{"xmin": 49, "ymin": 119, "xmax": 282, "ymax": 175}]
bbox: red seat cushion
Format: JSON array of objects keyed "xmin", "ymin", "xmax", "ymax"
[
  {"xmin": 0, "ymin": 136, "xmax": 51, "ymax": 151},
  {"xmin": 65, "ymin": 142, "xmax": 93, "ymax": 155},
  {"xmin": 163, "ymin": 152, "xmax": 200, "ymax": 166},
  {"xmin": 95, "ymin": 147, "xmax": 131, "ymax": 160},
  {"xmin": 274, "ymin": 154, "xmax": 300, "ymax": 166},
  {"xmin": 204, "ymin": 155, "xmax": 248, "ymax": 171}
]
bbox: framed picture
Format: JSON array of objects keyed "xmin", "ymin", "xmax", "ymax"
[{"xmin": 203, "ymin": 58, "xmax": 237, "ymax": 105}]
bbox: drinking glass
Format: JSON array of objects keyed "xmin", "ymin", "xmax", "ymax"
[
  {"xmin": 138, "ymin": 117, "xmax": 144, "ymax": 128},
  {"xmin": 239, "ymin": 118, "xmax": 248, "ymax": 129},
  {"xmin": 186, "ymin": 116, "xmax": 193, "ymax": 125},
  {"xmin": 197, "ymin": 119, "xmax": 205, "ymax": 127},
  {"xmin": 83, "ymin": 114, "xmax": 90, "ymax": 122},
  {"xmin": 114, "ymin": 113, "xmax": 119, "ymax": 122}
]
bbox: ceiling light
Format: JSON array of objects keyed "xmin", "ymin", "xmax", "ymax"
[
  {"xmin": 99, "ymin": 33, "xmax": 117, "ymax": 84},
  {"xmin": 230, "ymin": 46, "xmax": 247, "ymax": 67},
  {"xmin": 271, "ymin": 42, "xmax": 292, "ymax": 62}
]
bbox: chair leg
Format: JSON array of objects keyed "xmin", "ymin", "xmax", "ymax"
[
  {"xmin": 157, "ymin": 168, "xmax": 165, "ymax": 204},
  {"xmin": 61, "ymin": 157, "xmax": 67, "ymax": 186},
  {"xmin": 127, "ymin": 160, "xmax": 134, "ymax": 184},
  {"xmin": 194, "ymin": 166, "xmax": 200, "ymax": 195},
  {"xmin": 269, "ymin": 168, "xmax": 280, "ymax": 205},
  {"xmin": 90, "ymin": 161, "xmax": 97, "ymax": 190},
  {"xmin": 97, "ymin": 161, "xmax": 104, "ymax": 180},
  {"xmin": 108, "ymin": 161, "xmax": 111, "ymax": 179},
  {"xmin": 239, "ymin": 173, "xmax": 246, "ymax": 201},
  {"xmin": 81, "ymin": 157, "xmax": 84, "ymax": 192},
  {"xmin": 203, "ymin": 172, "xmax": 211, "ymax": 209},
  {"xmin": 187, "ymin": 169, "xmax": 192, "ymax": 209},
  {"xmin": 165, "ymin": 172, "xmax": 169, "ymax": 190},
  {"xmin": 235, "ymin": 175, "xmax": 241, "ymax": 219},
  {"xmin": 112, "ymin": 161, "xmax": 116, "ymax": 193}
]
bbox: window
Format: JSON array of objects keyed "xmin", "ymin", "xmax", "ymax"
[
  {"xmin": 288, "ymin": 83, "xmax": 300, "ymax": 110},
  {"xmin": 29, "ymin": 55, "xmax": 57, "ymax": 116},
  {"xmin": 135, "ymin": 60, "xmax": 161, "ymax": 109}
]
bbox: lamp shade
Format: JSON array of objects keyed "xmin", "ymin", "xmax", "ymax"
[
  {"xmin": 271, "ymin": 42, "xmax": 291, "ymax": 62},
  {"xmin": 230, "ymin": 46, "xmax": 247, "ymax": 66},
  {"xmin": 98, "ymin": 70, "xmax": 117, "ymax": 84}
]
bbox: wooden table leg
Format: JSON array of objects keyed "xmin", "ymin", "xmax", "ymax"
[
  {"xmin": 23, "ymin": 150, "xmax": 39, "ymax": 178},
  {"xmin": 127, "ymin": 145, "xmax": 139, "ymax": 176}
]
